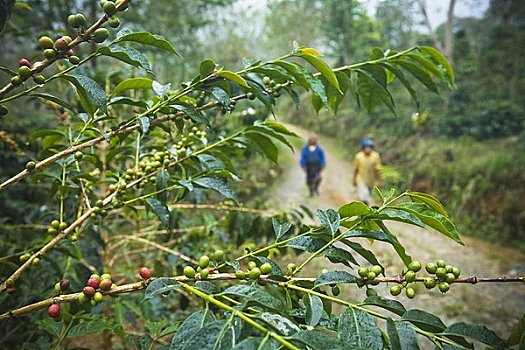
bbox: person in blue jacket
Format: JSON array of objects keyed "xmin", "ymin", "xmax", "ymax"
[{"xmin": 300, "ymin": 135, "xmax": 326, "ymax": 196}]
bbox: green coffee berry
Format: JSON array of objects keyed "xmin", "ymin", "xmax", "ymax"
[
  {"xmin": 59, "ymin": 222, "xmax": 67, "ymax": 230},
  {"xmin": 404, "ymin": 270, "xmax": 416, "ymax": 283},
  {"xmin": 199, "ymin": 255, "xmax": 210, "ymax": 269},
  {"xmin": 199, "ymin": 268, "xmax": 209, "ymax": 279},
  {"xmin": 54, "ymin": 282, "xmax": 61, "ymax": 294},
  {"xmin": 103, "ymin": 1, "xmax": 117, "ymax": 16},
  {"xmin": 11, "ymin": 75, "xmax": 22, "ymax": 86},
  {"xmin": 18, "ymin": 66, "xmax": 32, "ymax": 79},
  {"xmin": 406, "ymin": 287, "xmax": 416, "ymax": 299},
  {"xmin": 452, "ymin": 267, "xmax": 461, "ymax": 278},
  {"xmin": 408, "ymin": 260, "xmax": 422, "ymax": 272},
  {"xmin": 43, "ymin": 49, "xmax": 57, "ymax": 60},
  {"xmin": 75, "ymin": 13, "xmax": 86, "ymax": 26},
  {"xmin": 93, "ymin": 28, "xmax": 109, "ymax": 43},
  {"xmin": 366, "ymin": 288, "xmax": 378, "ymax": 297},
  {"xmin": 100, "ymin": 273, "xmax": 111, "ymax": 280},
  {"xmin": 438, "ymin": 282, "xmax": 450, "ymax": 293},
  {"xmin": 183, "ymin": 266, "xmax": 195, "ymax": 278},
  {"xmin": 108, "ymin": 17, "xmax": 120, "ymax": 28},
  {"xmin": 51, "ymin": 220, "xmax": 60, "ymax": 229},
  {"xmin": 445, "ymin": 273, "xmax": 456, "ymax": 283},
  {"xmin": 390, "ymin": 285, "xmax": 402, "ymax": 296},
  {"xmin": 69, "ymin": 55, "xmax": 81, "ymax": 65},
  {"xmin": 32, "ymin": 257, "xmax": 41, "ymax": 266},
  {"xmin": 425, "ymin": 263, "xmax": 437, "ymax": 274},
  {"xmin": 33, "ymin": 74, "xmax": 46, "ymax": 84},
  {"xmin": 95, "ymin": 199, "xmax": 104, "ymax": 208},
  {"xmin": 235, "ymin": 270, "xmax": 246, "ymax": 279},
  {"xmin": 247, "ymin": 261, "xmax": 257, "ymax": 271},
  {"xmin": 358, "ymin": 267, "xmax": 369, "ymax": 278},
  {"xmin": 93, "ymin": 291, "xmax": 104, "ymax": 303},
  {"xmin": 366, "ymin": 271, "xmax": 376, "ymax": 280},
  {"xmin": 445, "ymin": 265, "xmax": 454, "ymax": 273},
  {"xmin": 19, "ymin": 253, "xmax": 30, "ymax": 262},
  {"xmin": 435, "ymin": 267, "xmax": 447, "ymax": 280},
  {"xmin": 47, "ymin": 227, "xmax": 57, "ymax": 235},
  {"xmin": 249, "ymin": 267, "xmax": 261, "ymax": 279},
  {"xmin": 260, "ymin": 263, "xmax": 272, "ymax": 275},
  {"xmin": 68, "ymin": 14, "xmax": 78, "ymax": 28},
  {"xmin": 423, "ymin": 277, "xmax": 436, "ymax": 289},
  {"xmin": 331, "ymin": 285, "xmax": 340, "ymax": 296},
  {"xmin": 436, "ymin": 259, "xmax": 446, "ymax": 268},
  {"xmin": 213, "ymin": 249, "xmax": 225, "ymax": 262},
  {"xmin": 38, "ymin": 36, "xmax": 54, "ymax": 49},
  {"xmin": 370, "ymin": 265, "xmax": 382, "ymax": 275}
]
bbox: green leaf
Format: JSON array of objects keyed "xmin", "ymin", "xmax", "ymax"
[
  {"xmin": 152, "ymin": 81, "xmax": 171, "ymax": 97},
  {"xmin": 248, "ymin": 123, "xmax": 295, "ymax": 151},
  {"xmin": 316, "ymin": 208, "xmax": 340, "ymax": 237},
  {"xmin": 30, "ymin": 93, "xmax": 76, "ymax": 112},
  {"xmin": 208, "ymin": 86, "xmax": 231, "ymax": 107},
  {"xmin": 402, "ymin": 309, "xmax": 446, "ymax": 333},
  {"xmin": 360, "ymin": 296, "xmax": 406, "ymax": 317},
  {"xmin": 395, "ymin": 202, "xmax": 463, "ymax": 244},
  {"xmin": 291, "ymin": 330, "xmax": 345, "ymax": 350},
  {"xmin": 138, "ymin": 116, "xmax": 150, "ymax": 133},
  {"xmin": 344, "ymin": 229, "xmax": 412, "ymax": 266},
  {"xmin": 300, "ymin": 53, "xmax": 340, "ymax": 91},
  {"xmin": 200, "ymin": 59, "xmax": 216, "ymax": 76},
  {"xmin": 113, "ymin": 77, "xmax": 153, "ymax": 96},
  {"xmin": 0, "ymin": 0, "xmax": 15, "ymax": 32},
  {"xmin": 341, "ymin": 240, "xmax": 381, "ymax": 267},
  {"xmin": 222, "ymin": 285, "xmax": 283, "ymax": 309},
  {"xmin": 338, "ymin": 201, "xmax": 373, "ymax": 218},
  {"xmin": 406, "ymin": 191, "xmax": 448, "ymax": 217},
  {"xmin": 508, "ymin": 313, "xmax": 525, "ymax": 346},
  {"xmin": 338, "ymin": 308, "xmax": 383, "ymax": 350},
  {"xmin": 256, "ymin": 312, "xmax": 300, "ymax": 336},
  {"xmin": 245, "ymin": 132, "xmax": 279, "ymax": 164},
  {"xmin": 394, "ymin": 60, "xmax": 439, "ymax": 94},
  {"xmin": 323, "ymin": 245, "xmax": 357, "ymax": 267},
  {"xmin": 112, "ymin": 31, "xmax": 181, "ymax": 57},
  {"xmin": 97, "ymin": 45, "xmax": 152, "ymax": 74},
  {"xmin": 193, "ymin": 177, "xmax": 235, "ymax": 200},
  {"xmin": 314, "ymin": 270, "xmax": 360, "ymax": 288},
  {"xmin": 0, "ymin": 65, "xmax": 16, "ymax": 77},
  {"xmin": 170, "ymin": 104, "xmax": 210, "ymax": 126},
  {"xmin": 36, "ymin": 318, "xmax": 63, "ymax": 337},
  {"xmin": 286, "ymin": 236, "xmax": 327, "ymax": 252},
  {"xmin": 143, "ymin": 278, "xmax": 178, "ymax": 302},
  {"xmin": 418, "ymin": 46, "xmax": 456, "ymax": 87},
  {"xmin": 231, "ymin": 337, "xmax": 279, "ymax": 350},
  {"xmin": 156, "ymin": 169, "xmax": 169, "ymax": 203},
  {"xmin": 194, "ymin": 281, "xmax": 223, "ymax": 295},
  {"xmin": 442, "ymin": 322, "xmax": 508, "ymax": 349},
  {"xmin": 170, "ymin": 310, "xmax": 216, "ymax": 350},
  {"xmin": 217, "ymin": 69, "xmax": 249, "ymax": 87},
  {"xmin": 305, "ymin": 294, "xmax": 324, "ymax": 326},
  {"xmin": 145, "ymin": 198, "xmax": 170, "ymax": 226},
  {"xmin": 380, "ymin": 63, "xmax": 420, "ymax": 110},
  {"xmin": 29, "ymin": 129, "xmax": 66, "ymax": 142},
  {"xmin": 108, "ymin": 96, "xmax": 148, "ymax": 108},
  {"xmin": 296, "ymin": 65, "xmax": 328, "ymax": 108},
  {"xmin": 355, "ymin": 69, "xmax": 396, "ymax": 115},
  {"xmin": 387, "ymin": 318, "xmax": 402, "ymax": 350},
  {"xmin": 63, "ymin": 74, "xmax": 108, "ymax": 114},
  {"xmin": 376, "ymin": 208, "xmax": 425, "ymax": 227},
  {"xmin": 271, "ymin": 60, "xmax": 310, "ymax": 88},
  {"xmin": 68, "ymin": 318, "xmax": 119, "ymax": 337},
  {"xmin": 272, "ymin": 218, "xmax": 292, "ymax": 241}
]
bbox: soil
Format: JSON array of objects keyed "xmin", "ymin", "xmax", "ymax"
[{"xmin": 267, "ymin": 124, "xmax": 525, "ymax": 347}]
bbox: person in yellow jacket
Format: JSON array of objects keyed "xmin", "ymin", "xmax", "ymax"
[{"xmin": 352, "ymin": 138, "xmax": 382, "ymax": 205}]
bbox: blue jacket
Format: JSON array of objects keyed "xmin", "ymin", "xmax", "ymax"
[{"xmin": 300, "ymin": 145, "xmax": 326, "ymax": 169}]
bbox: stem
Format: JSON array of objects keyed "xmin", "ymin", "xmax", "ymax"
[
  {"xmin": 293, "ymin": 220, "xmax": 362, "ymax": 275},
  {"xmin": 178, "ymin": 282, "xmax": 300, "ymax": 350}
]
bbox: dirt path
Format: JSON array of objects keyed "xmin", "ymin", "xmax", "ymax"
[{"xmin": 268, "ymin": 124, "xmax": 525, "ymax": 342}]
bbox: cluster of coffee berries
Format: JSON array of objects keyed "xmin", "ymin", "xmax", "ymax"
[
  {"xmin": 358, "ymin": 265, "xmax": 383, "ymax": 284},
  {"xmin": 91, "ymin": 198, "xmax": 108, "ymax": 218},
  {"xmin": 183, "ymin": 250, "xmax": 227, "ymax": 280},
  {"xmin": 236, "ymin": 260, "xmax": 273, "ymax": 280},
  {"xmin": 80, "ymin": 273, "xmax": 114, "ymax": 305},
  {"xmin": 38, "ymin": 35, "xmax": 78, "ymax": 63},
  {"xmin": 389, "ymin": 261, "xmax": 422, "ymax": 299},
  {"xmin": 261, "ymin": 76, "xmax": 289, "ymax": 98},
  {"xmin": 47, "ymin": 219, "xmax": 68, "ymax": 235},
  {"xmin": 173, "ymin": 127, "xmax": 208, "ymax": 155},
  {"xmin": 53, "ymin": 279, "xmax": 70, "ymax": 294},
  {"xmin": 423, "ymin": 260, "xmax": 460, "ymax": 293},
  {"xmin": 19, "ymin": 252, "xmax": 41, "ymax": 267},
  {"xmin": 67, "ymin": 13, "xmax": 87, "ymax": 29}
]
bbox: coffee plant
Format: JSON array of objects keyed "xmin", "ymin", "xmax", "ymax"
[{"xmin": 0, "ymin": 1, "xmax": 523, "ymax": 349}]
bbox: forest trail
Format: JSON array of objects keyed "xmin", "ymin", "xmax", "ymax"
[{"xmin": 267, "ymin": 124, "xmax": 525, "ymax": 341}]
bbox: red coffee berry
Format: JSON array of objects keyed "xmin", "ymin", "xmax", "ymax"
[
  {"xmin": 18, "ymin": 58, "xmax": 31, "ymax": 67},
  {"xmin": 48, "ymin": 303, "xmax": 61, "ymax": 318},
  {"xmin": 83, "ymin": 286, "xmax": 95, "ymax": 297},
  {"xmin": 139, "ymin": 267, "xmax": 151, "ymax": 279},
  {"xmin": 60, "ymin": 279, "xmax": 70, "ymax": 291},
  {"xmin": 99, "ymin": 279, "xmax": 112, "ymax": 291},
  {"xmin": 86, "ymin": 278, "xmax": 100, "ymax": 289}
]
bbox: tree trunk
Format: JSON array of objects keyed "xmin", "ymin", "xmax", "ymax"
[
  {"xmin": 417, "ymin": 0, "xmax": 443, "ymax": 51},
  {"xmin": 444, "ymin": 0, "xmax": 457, "ymax": 65}
]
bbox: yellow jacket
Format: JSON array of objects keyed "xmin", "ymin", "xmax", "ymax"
[{"xmin": 353, "ymin": 151, "xmax": 382, "ymax": 186}]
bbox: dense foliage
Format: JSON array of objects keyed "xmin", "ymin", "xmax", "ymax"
[{"xmin": 0, "ymin": 1, "xmax": 524, "ymax": 350}]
